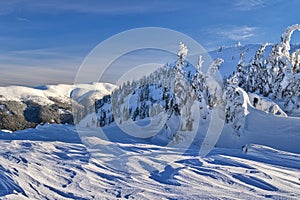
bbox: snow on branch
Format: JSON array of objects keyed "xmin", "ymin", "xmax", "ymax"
[{"xmin": 177, "ymin": 42, "xmax": 188, "ymax": 61}]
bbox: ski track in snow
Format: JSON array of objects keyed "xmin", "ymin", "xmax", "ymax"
[{"xmin": 0, "ymin": 124, "xmax": 299, "ymax": 199}]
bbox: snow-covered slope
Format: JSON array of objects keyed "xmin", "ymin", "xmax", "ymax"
[
  {"xmin": 209, "ymin": 44, "xmax": 263, "ymax": 77},
  {"xmin": 0, "ymin": 124, "xmax": 299, "ymax": 199}
]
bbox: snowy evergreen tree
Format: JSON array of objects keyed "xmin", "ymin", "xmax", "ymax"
[
  {"xmin": 235, "ymin": 52, "xmax": 248, "ymax": 89},
  {"xmin": 291, "ymin": 49, "xmax": 300, "ymax": 74},
  {"xmin": 223, "ymin": 75, "xmax": 247, "ymax": 135},
  {"xmin": 248, "ymin": 43, "xmax": 268, "ymax": 94},
  {"xmin": 174, "ymin": 43, "xmax": 197, "ymax": 131},
  {"xmin": 176, "ymin": 42, "xmax": 188, "ymax": 69},
  {"xmin": 192, "ymin": 55, "xmax": 208, "ymax": 119},
  {"xmin": 205, "ymin": 58, "xmax": 224, "ymax": 108},
  {"xmin": 223, "ymin": 75, "xmax": 238, "ymax": 123},
  {"xmin": 192, "ymin": 56, "xmax": 206, "ymax": 99}
]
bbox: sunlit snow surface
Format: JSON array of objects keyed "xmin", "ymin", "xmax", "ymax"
[{"xmin": 0, "ymin": 123, "xmax": 299, "ymax": 199}]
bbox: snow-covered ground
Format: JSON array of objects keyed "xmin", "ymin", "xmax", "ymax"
[{"xmin": 0, "ymin": 121, "xmax": 299, "ymax": 199}]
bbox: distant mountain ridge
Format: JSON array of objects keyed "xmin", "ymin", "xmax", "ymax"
[{"xmin": 0, "ymin": 83, "xmax": 115, "ymax": 131}]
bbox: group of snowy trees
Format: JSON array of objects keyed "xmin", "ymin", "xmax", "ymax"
[
  {"xmin": 95, "ymin": 24, "xmax": 300, "ymax": 137},
  {"xmin": 95, "ymin": 41, "xmax": 248, "ymax": 134},
  {"xmin": 96, "ymin": 42, "xmax": 214, "ymax": 130},
  {"xmin": 231, "ymin": 24, "xmax": 300, "ymax": 114}
]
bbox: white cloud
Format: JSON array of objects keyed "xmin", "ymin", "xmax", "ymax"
[
  {"xmin": 221, "ymin": 26, "xmax": 258, "ymax": 40},
  {"xmin": 11, "ymin": 48, "xmax": 65, "ymax": 57},
  {"xmin": 16, "ymin": 17, "xmax": 30, "ymax": 22},
  {"xmin": 217, "ymin": 26, "xmax": 258, "ymax": 41},
  {"xmin": 234, "ymin": 0, "xmax": 266, "ymax": 11}
]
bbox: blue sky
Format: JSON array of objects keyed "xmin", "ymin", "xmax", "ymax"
[{"xmin": 1, "ymin": 0, "xmax": 300, "ymax": 86}]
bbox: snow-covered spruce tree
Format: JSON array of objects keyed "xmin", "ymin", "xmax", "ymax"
[
  {"xmin": 193, "ymin": 55, "xmax": 206, "ymax": 98},
  {"xmin": 235, "ymin": 52, "xmax": 248, "ymax": 89},
  {"xmin": 285, "ymin": 48, "xmax": 300, "ymax": 113},
  {"xmin": 205, "ymin": 58, "xmax": 224, "ymax": 108},
  {"xmin": 174, "ymin": 42, "xmax": 188, "ymax": 109},
  {"xmin": 192, "ymin": 55, "xmax": 208, "ymax": 119},
  {"xmin": 266, "ymin": 45, "xmax": 291, "ymax": 99},
  {"xmin": 281, "ymin": 62, "xmax": 300, "ymax": 113},
  {"xmin": 277, "ymin": 25, "xmax": 300, "ymax": 113},
  {"xmin": 223, "ymin": 75, "xmax": 238, "ymax": 123},
  {"xmin": 291, "ymin": 49, "xmax": 300, "ymax": 74},
  {"xmin": 177, "ymin": 42, "xmax": 188, "ymax": 67},
  {"xmin": 248, "ymin": 43, "xmax": 268, "ymax": 95},
  {"xmin": 222, "ymin": 75, "xmax": 248, "ymax": 135},
  {"xmin": 174, "ymin": 42, "xmax": 196, "ymax": 131},
  {"xmin": 138, "ymin": 84, "xmax": 150, "ymax": 120},
  {"xmin": 95, "ymin": 95, "xmax": 114, "ymax": 127}
]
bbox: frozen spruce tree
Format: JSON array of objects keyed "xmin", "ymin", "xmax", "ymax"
[
  {"xmin": 282, "ymin": 67, "xmax": 300, "ymax": 114},
  {"xmin": 205, "ymin": 58, "xmax": 224, "ymax": 108},
  {"xmin": 223, "ymin": 75, "xmax": 248, "ymax": 135},
  {"xmin": 278, "ymin": 25, "xmax": 300, "ymax": 112},
  {"xmin": 174, "ymin": 42, "xmax": 196, "ymax": 131},
  {"xmin": 192, "ymin": 55, "xmax": 209, "ymax": 119},
  {"xmin": 267, "ymin": 45, "xmax": 290, "ymax": 99},
  {"xmin": 193, "ymin": 56, "xmax": 206, "ymax": 99},
  {"xmin": 176, "ymin": 42, "xmax": 188, "ymax": 68},
  {"xmin": 248, "ymin": 43, "xmax": 268, "ymax": 94},
  {"xmin": 266, "ymin": 24, "xmax": 300, "ymax": 99},
  {"xmin": 235, "ymin": 52, "xmax": 248, "ymax": 89},
  {"xmin": 223, "ymin": 75, "xmax": 239, "ymax": 123},
  {"xmin": 174, "ymin": 42, "xmax": 188, "ymax": 106},
  {"xmin": 174, "ymin": 42, "xmax": 188, "ymax": 107},
  {"xmin": 291, "ymin": 49, "xmax": 300, "ymax": 74}
]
